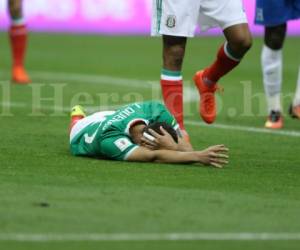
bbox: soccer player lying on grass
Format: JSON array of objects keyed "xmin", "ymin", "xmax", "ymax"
[{"xmin": 69, "ymin": 101, "xmax": 229, "ymax": 168}]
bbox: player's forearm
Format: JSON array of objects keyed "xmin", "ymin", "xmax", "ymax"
[
  {"xmin": 177, "ymin": 138, "xmax": 194, "ymax": 152},
  {"xmin": 153, "ymin": 150, "xmax": 198, "ymax": 163},
  {"xmin": 127, "ymin": 145, "xmax": 229, "ymax": 168},
  {"xmin": 126, "ymin": 147, "xmax": 198, "ymax": 163}
]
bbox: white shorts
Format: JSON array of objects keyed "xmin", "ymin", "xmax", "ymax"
[
  {"xmin": 69, "ymin": 111, "xmax": 115, "ymax": 142},
  {"xmin": 151, "ymin": 0, "xmax": 248, "ymax": 37}
]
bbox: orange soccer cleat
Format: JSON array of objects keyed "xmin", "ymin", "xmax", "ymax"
[
  {"xmin": 12, "ymin": 66, "xmax": 31, "ymax": 84},
  {"xmin": 289, "ymin": 104, "xmax": 300, "ymax": 119},
  {"xmin": 193, "ymin": 70, "xmax": 219, "ymax": 124},
  {"xmin": 265, "ymin": 110, "xmax": 283, "ymax": 129},
  {"xmin": 69, "ymin": 105, "xmax": 86, "ymax": 131}
]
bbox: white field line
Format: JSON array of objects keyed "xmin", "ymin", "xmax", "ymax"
[
  {"xmin": 29, "ymin": 70, "xmax": 199, "ymax": 102},
  {"xmin": 0, "ymin": 101, "xmax": 27, "ymax": 108},
  {"xmin": 31, "ymin": 71, "xmax": 153, "ymax": 89},
  {"xmin": 185, "ymin": 120, "xmax": 300, "ymax": 137},
  {"xmin": 1, "ymin": 101, "xmax": 300, "ymax": 138},
  {"xmin": 0, "ymin": 232, "xmax": 300, "ymax": 242},
  {"xmin": 1, "ymin": 71, "xmax": 300, "ymax": 137},
  {"xmin": 0, "ymin": 101, "xmax": 119, "ymax": 113},
  {"xmin": 0, "ymin": 98, "xmax": 300, "ymax": 137}
]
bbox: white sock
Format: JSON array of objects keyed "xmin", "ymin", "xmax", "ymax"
[
  {"xmin": 293, "ymin": 66, "xmax": 300, "ymax": 106},
  {"xmin": 261, "ymin": 45, "xmax": 282, "ymax": 112}
]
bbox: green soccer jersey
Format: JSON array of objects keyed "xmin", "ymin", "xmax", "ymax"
[{"xmin": 70, "ymin": 101, "xmax": 179, "ymax": 161}]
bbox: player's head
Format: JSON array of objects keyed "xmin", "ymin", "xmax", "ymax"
[
  {"xmin": 143, "ymin": 122, "xmax": 178, "ymax": 143},
  {"xmin": 129, "ymin": 121, "xmax": 178, "ymax": 146}
]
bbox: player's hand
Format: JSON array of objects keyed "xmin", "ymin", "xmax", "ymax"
[
  {"xmin": 196, "ymin": 145, "xmax": 229, "ymax": 168},
  {"xmin": 147, "ymin": 126, "xmax": 179, "ymax": 151},
  {"xmin": 141, "ymin": 136, "xmax": 159, "ymax": 150}
]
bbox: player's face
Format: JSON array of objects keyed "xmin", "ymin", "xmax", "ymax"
[{"xmin": 130, "ymin": 124, "xmax": 147, "ymax": 145}]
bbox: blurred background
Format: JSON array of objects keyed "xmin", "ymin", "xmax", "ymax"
[
  {"xmin": 0, "ymin": 0, "xmax": 300, "ymax": 36},
  {"xmin": 0, "ymin": 2, "xmax": 300, "ymax": 249}
]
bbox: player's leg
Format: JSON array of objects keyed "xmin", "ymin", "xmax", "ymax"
[
  {"xmin": 151, "ymin": 0, "xmax": 200, "ymax": 137},
  {"xmin": 194, "ymin": 25, "xmax": 252, "ymax": 124},
  {"xmin": 262, "ymin": 24, "xmax": 286, "ymax": 128},
  {"xmin": 194, "ymin": 0, "xmax": 252, "ymax": 123},
  {"xmin": 8, "ymin": 0, "xmax": 30, "ymax": 84},
  {"xmin": 203, "ymin": 24, "xmax": 252, "ymax": 84},
  {"xmin": 290, "ymin": 66, "xmax": 300, "ymax": 119},
  {"xmin": 194, "ymin": 24, "xmax": 252, "ymax": 109},
  {"xmin": 161, "ymin": 35, "xmax": 186, "ymax": 132}
]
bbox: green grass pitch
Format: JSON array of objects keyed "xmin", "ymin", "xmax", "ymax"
[{"xmin": 0, "ymin": 33, "xmax": 300, "ymax": 250}]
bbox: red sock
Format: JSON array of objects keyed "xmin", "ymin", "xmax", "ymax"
[
  {"xmin": 69, "ymin": 116, "xmax": 84, "ymax": 132},
  {"xmin": 203, "ymin": 43, "xmax": 240, "ymax": 83},
  {"xmin": 9, "ymin": 24, "xmax": 28, "ymax": 68},
  {"xmin": 160, "ymin": 79, "xmax": 184, "ymax": 130}
]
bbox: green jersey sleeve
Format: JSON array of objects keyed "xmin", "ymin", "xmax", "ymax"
[{"xmin": 100, "ymin": 135, "xmax": 139, "ymax": 161}]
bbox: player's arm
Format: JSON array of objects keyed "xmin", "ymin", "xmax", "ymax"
[
  {"xmin": 142, "ymin": 127, "xmax": 193, "ymax": 152},
  {"xmin": 176, "ymin": 128, "xmax": 193, "ymax": 152},
  {"xmin": 126, "ymin": 145, "xmax": 229, "ymax": 168}
]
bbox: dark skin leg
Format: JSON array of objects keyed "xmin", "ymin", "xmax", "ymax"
[
  {"xmin": 8, "ymin": 0, "xmax": 22, "ymax": 19},
  {"xmin": 264, "ymin": 23, "xmax": 287, "ymax": 50},
  {"xmin": 223, "ymin": 23, "xmax": 252, "ymax": 59},
  {"xmin": 162, "ymin": 35, "xmax": 187, "ymax": 71},
  {"xmin": 162, "ymin": 23, "xmax": 252, "ymax": 72}
]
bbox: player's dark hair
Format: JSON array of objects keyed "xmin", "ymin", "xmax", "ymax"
[{"xmin": 143, "ymin": 122, "xmax": 178, "ymax": 143}]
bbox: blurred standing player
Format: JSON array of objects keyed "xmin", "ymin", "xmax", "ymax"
[
  {"xmin": 152, "ymin": 0, "xmax": 252, "ymax": 135},
  {"xmin": 7, "ymin": 0, "xmax": 30, "ymax": 84},
  {"xmin": 255, "ymin": 0, "xmax": 300, "ymax": 129}
]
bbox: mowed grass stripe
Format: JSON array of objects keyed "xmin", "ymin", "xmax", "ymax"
[{"xmin": 1, "ymin": 233, "xmax": 300, "ymax": 241}]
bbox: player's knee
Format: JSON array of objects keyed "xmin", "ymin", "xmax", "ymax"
[
  {"xmin": 8, "ymin": 0, "xmax": 22, "ymax": 19},
  {"xmin": 265, "ymin": 25, "xmax": 287, "ymax": 50},
  {"xmin": 233, "ymin": 36, "xmax": 252, "ymax": 55}
]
